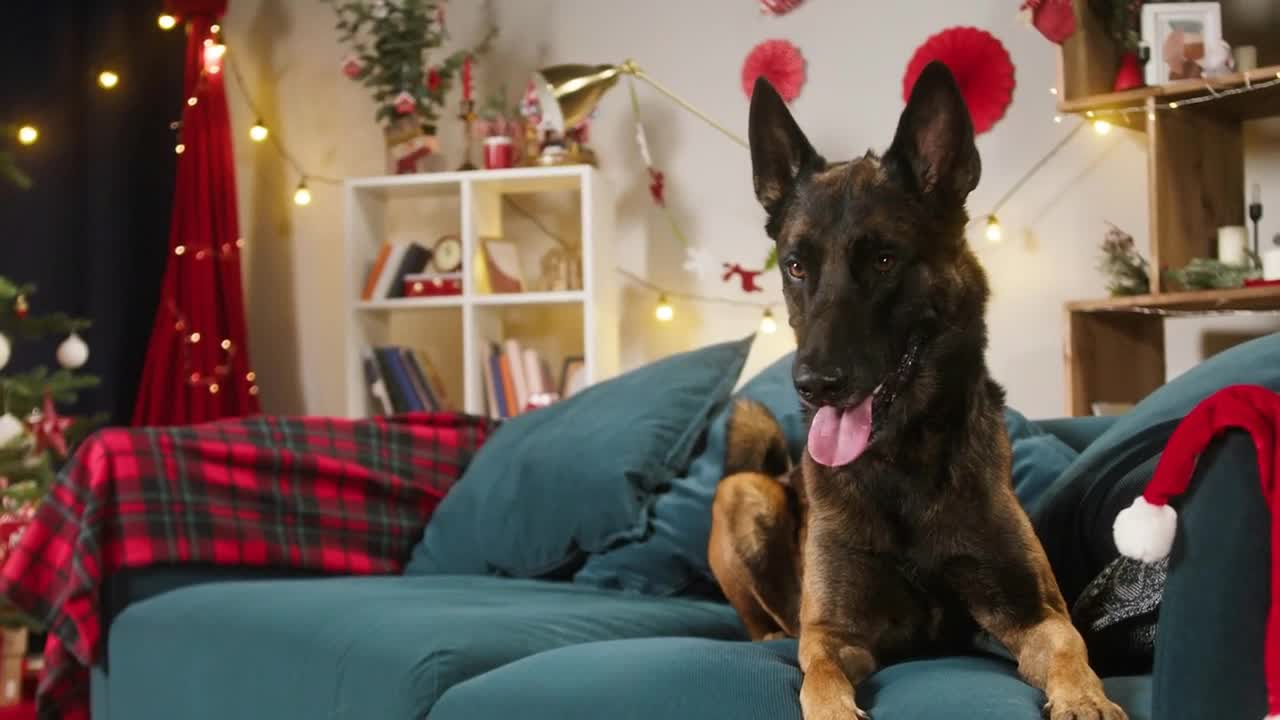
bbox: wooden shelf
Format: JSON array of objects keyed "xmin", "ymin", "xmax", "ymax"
[
  {"xmin": 1058, "ymin": 65, "xmax": 1280, "ymax": 122},
  {"xmin": 355, "ymin": 291, "xmax": 587, "ymax": 312},
  {"xmin": 1067, "ymin": 285, "xmax": 1280, "ymax": 313}
]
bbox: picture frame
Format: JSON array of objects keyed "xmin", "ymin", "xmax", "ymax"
[{"xmin": 1141, "ymin": 2, "xmax": 1223, "ymax": 86}]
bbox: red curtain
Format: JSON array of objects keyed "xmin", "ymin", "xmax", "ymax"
[{"xmin": 132, "ymin": 0, "xmax": 260, "ymax": 425}]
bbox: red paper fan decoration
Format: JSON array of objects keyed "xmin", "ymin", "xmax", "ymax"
[
  {"xmin": 902, "ymin": 27, "xmax": 1016, "ymax": 135},
  {"xmin": 759, "ymin": 0, "xmax": 803, "ymax": 16},
  {"xmin": 742, "ymin": 39, "xmax": 806, "ymax": 102}
]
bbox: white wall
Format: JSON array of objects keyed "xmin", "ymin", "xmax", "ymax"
[{"xmin": 223, "ymin": 0, "xmax": 1280, "ymax": 419}]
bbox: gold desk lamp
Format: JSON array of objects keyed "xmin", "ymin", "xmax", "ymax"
[{"xmin": 530, "ymin": 59, "xmax": 747, "ymax": 166}]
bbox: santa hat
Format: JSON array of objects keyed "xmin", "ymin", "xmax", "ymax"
[{"xmin": 1112, "ymin": 384, "xmax": 1280, "ymax": 720}]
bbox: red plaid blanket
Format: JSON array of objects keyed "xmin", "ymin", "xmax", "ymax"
[{"xmin": 0, "ymin": 411, "xmax": 493, "ymax": 720}]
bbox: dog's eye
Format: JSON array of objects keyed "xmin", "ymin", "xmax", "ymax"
[
  {"xmin": 785, "ymin": 260, "xmax": 806, "ymax": 280},
  {"xmin": 874, "ymin": 253, "xmax": 896, "ymax": 273}
]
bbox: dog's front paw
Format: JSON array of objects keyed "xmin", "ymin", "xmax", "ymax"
[
  {"xmin": 800, "ymin": 673, "xmax": 868, "ymax": 720},
  {"xmin": 1043, "ymin": 690, "xmax": 1128, "ymax": 720}
]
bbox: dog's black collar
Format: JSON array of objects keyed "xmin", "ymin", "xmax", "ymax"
[{"xmin": 870, "ymin": 334, "xmax": 926, "ymax": 439}]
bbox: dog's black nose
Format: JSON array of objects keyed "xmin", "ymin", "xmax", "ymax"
[{"xmin": 794, "ymin": 365, "xmax": 846, "ymax": 404}]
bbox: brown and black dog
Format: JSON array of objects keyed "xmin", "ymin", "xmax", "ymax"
[{"xmin": 708, "ymin": 62, "xmax": 1125, "ymax": 720}]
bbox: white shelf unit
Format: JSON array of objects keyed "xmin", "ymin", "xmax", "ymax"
[{"xmin": 343, "ymin": 165, "xmax": 618, "ymax": 418}]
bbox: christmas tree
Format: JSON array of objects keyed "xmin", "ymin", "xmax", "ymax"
[{"xmin": 0, "ymin": 275, "xmax": 100, "ymax": 536}]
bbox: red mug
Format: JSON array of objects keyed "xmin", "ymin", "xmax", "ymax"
[{"xmin": 483, "ymin": 136, "xmax": 515, "ymax": 169}]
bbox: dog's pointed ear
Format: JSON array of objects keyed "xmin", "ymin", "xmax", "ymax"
[
  {"xmin": 749, "ymin": 77, "xmax": 818, "ymax": 215},
  {"xmin": 884, "ymin": 61, "xmax": 980, "ymax": 200}
]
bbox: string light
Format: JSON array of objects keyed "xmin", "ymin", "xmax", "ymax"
[
  {"xmin": 760, "ymin": 309, "xmax": 777, "ymax": 334},
  {"xmin": 189, "ymin": 332, "xmax": 201, "ymax": 343},
  {"xmin": 1053, "ymin": 114, "xmax": 1062, "ymax": 123},
  {"xmin": 293, "ymin": 180, "xmax": 312, "ymax": 206},
  {"xmin": 174, "ymin": 143, "xmax": 186, "ymax": 154},
  {"xmin": 16, "ymin": 125, "xmax": 37, "ymax": 145},
  {"xmin": 248, "ymin": 120, "xmax": 269, "ymax": 142},
  {"xmin": 1093, "ymin": 119, "xmax": 1112, "ymax": 135},
  {"xmin": 186, "ymin": 96, "xmax": 198, "ymax": 107},
  {"xmin": 174, "ymin": 245, "xmax": 186, "ymax": 256},
  {"xmin": 655, "ymin": 294, "xmax": 674, "ymax": 322},
  {"xmin": 220, "ymin": 339, "xmax": 232, "ymax": 350},
  {"xmin": 202, "ymin": 39, "xmax": 226, "ymax": 75},
  {"xmin": 984, "ymin": 215, "xmax": 1003, "ymax": 243},
  {"xmin": 1049, "ymin": 87, "xmax": 1058, "ymax": 96},
  {"xmin": 97, "ymin": 71, "xmax": 120, "ymax": 90},
  {"xmin": 157, "ymin": 13, "xmax": 177, "ymax": 30}
]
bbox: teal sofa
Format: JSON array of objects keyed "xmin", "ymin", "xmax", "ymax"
[{"xmin": 89, "ymin": 334, "xmax": 1280, "ymax": 720}]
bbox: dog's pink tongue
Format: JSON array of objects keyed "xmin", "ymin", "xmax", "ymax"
[{"xmin": 807, "ymin": 396, "xmax": 874, "ymax": 467}]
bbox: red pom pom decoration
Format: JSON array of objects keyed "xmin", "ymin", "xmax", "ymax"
[
  {"xmin": 903, "ymin": 27, "xmax": 1016, "ymax": 135},
  {"xmin": 742, "ymin": 39, "xmax": 806, "ymax": 102}
]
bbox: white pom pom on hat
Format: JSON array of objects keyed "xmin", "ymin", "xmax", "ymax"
[{"xmin": 1112, "ymin": 495, "xmax": 1178, "ymax": 563}]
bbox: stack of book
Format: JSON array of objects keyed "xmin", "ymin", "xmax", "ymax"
[
  {"xmin": 480, "ymin": 340, "xmax": 587, "ymax": 418},
  {"xmin": 363, "ymin": 346, "xmax": 452, "ymax": 414},
  {"xmin": 361, "ymin": 241, "xmax": 432, "ymax": 301}
]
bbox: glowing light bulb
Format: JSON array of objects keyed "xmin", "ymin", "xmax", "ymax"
[
  {"xmin": 249, "ymin": 121, "xmax": 269, "ymax": 142},
  {"xmin": 1049, "ymin": 87, "xmax": 1058, "ymax": 96},
  {"xmin": 187, "ymin": 96, "xmax": 198, "ymax": 107},
  {"xmin": 654, "ymin": 295, "xmax": 673, "ymax": 322},
  {"xmin": 1093, "ymin": 120, "xmax": 1112, "ymax": 135},
  {"xmin": 158, "ymin": 13, "xmax": 177, "ymax": 30},
  {"xmin": 98, "ymin": 71, "xmax": 119, "ymax": 89},
  {"xmin": 174, "ymin": 245, "xmax": 187, "ymax": 256},
  {"xmin": 1168, "ymin": 101, "xmax": 1179, "ymax": 110},
  {"xmin": 189, "ymin": 332, "xmax": 202, "ymax": 343},
  {"xmin": 175, "ymin": 143, "xmax": 186, "ymax": 154},
  {"xmin": 220, "ymin": 339, "xmax": 232, "ymax": 350},
  {"xmin": 208, "ymin": 383, "xmax": 220, "ymax": 395},
  {"xmin": 246, "ymin": 371, "xmax": 256, "ymax": 382},
  {"xmin": 760, "ymin": 309, "xmax": 777, "ymax": 334},
  {"xmin": 202, "ymin": 41, "xmax": 226, "ymax": 74},
  {"xmin": 294, "ymin": 181, "xmax": 312, "ymax": 206},
  {"xmin": 16, "ymin": 125, "xmax": 37, "ymax": 145},
  {"xmin": 984, "ymin": 215, "xmax": 1003, "ymax": 243},
  {"xmin": 1053, "ymin": 115, "xmax": 1063, "ymax": 124}
]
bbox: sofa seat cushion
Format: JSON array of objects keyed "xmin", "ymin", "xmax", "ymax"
[
  {"xmin": 432, "ymin": 637, "xmax": 1152, "ymax": 720},
  {"xmin": 100, "ymin": 575, "xmax": 743, "ymax": 720}
]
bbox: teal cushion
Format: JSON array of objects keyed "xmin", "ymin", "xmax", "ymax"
[
  {"xmin": 574, "ymin": 352, "xmax": 805, "ymax": 596},
  {"xmin": 1030, "ymin": 332, "xmax": 1280, "ymax": 604},
  {"xmin": 1011, "ymin": 433, "xmax": 1078, "ymax": 509},
  {"xmin": 1154, "ymin": 431, "xmax": 1269, "ymax": 719},
  {"xmin": 406, "ymin": 336, "xmax": 754, "ymax": 578},
  {"xmin": 432, "ymin": 637, "xmax": 1152, "ymax": 720},
  {"xmin": 100, "ymin": 575, "xmax": 744, "ymax": 720}
]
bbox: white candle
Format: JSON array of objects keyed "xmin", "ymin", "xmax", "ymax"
[
  {"xmin": 1234, "ymin": 46, "xmax": 1259, "ymax": 73},
  {"xmin": 1218, "ymin": 225, "xmax": 1248, "ymax": 266}
]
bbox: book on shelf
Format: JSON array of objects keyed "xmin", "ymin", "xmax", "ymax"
[
  {"xmin": 361, "ymin": 241, "xmax": 433, "ymax": 301},
  {"xmin": 364, "ymin": 345, "xmax": 452, "ymax": 414},
  {"xmin": 479, "ymin": 344, "xmax": 587, "ymax": 419},
  {"xmin": 560, "ymin": 356, "xmax": 586, "ymax": 399}
]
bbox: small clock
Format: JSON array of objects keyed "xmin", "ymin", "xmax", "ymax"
[{"xmin": 432, "ymin": 234, "xmax": 462, "ymax": 273}]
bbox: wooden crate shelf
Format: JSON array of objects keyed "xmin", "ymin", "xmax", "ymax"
[
  {"xmin": 1058, "ymin": 65, "xmax": 1280, "ymax": 122},
  {"xmin": 1067, "ymin": 285, "xmax": 1280, "ymax": 314},
  {"xmin": 1055, "ymin": 0, "xmax": 1280, "ymax": 415}
]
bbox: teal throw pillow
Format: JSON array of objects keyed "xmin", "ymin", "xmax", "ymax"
[
  {"xmin": 573, "ymin": 352, "xmax": 806, "ymax": 596},
  {"xmin": 404, "ymin": 335, "xmax": 755, "ymax": 578}
]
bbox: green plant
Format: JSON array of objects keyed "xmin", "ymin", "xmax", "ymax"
[
  {"xmin": 1098, "ymin": 223, "xmax": 1150, "ymax": 296},
  {"xmin": 325, "ymin": 0, "xmax": 496, "ymax": 129}
]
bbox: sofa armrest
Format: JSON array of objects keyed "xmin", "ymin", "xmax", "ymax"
[{"xmin": 1153, "ymin": 430, "xmax": 1267, "ymax": 719}]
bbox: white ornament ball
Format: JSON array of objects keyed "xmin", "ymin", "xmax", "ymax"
[
  {"xmin": 56, "ymin": 332, "xmax": 89, "ymax": 369},
  {"xmin": 0, "ymin": 413, "xmax": 24, "ymax": 447},
  {"xmin": 0, "ymin": 333, "xmax": 9, "ymax": 371}
]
